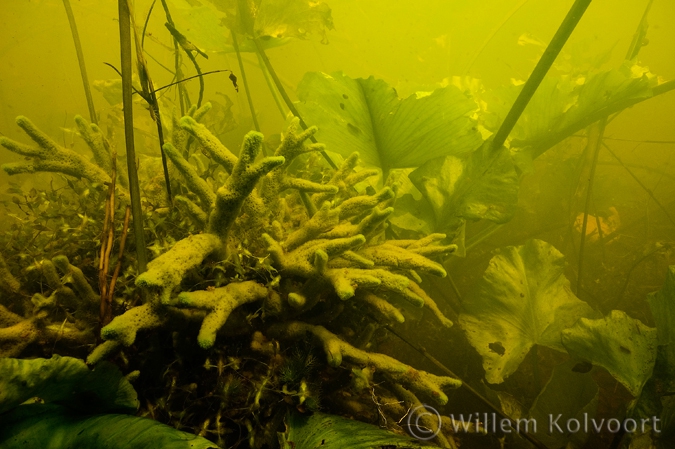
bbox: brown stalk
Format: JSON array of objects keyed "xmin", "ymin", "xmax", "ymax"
[{"xmin": 98, "ymin": 150, "xmax": 124, "ymax": 331}]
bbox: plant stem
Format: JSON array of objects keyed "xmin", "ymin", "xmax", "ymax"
[
  {"xmin": 231, "ymin": 31, "xmax": 261, "ymax": 134},
  {"xmin": 252, "ymin": 37, "xmax": 337, "ymax": 170},
  {"xmin": 119, "ymin": 0, "xmax": 148, "ymax": 273},
  {"xmin": 62, "ymin": 0, "xmax": 97, "ymax": 124},
  {"xmin": 576, "ymin": 117, "xmax": 606, "ymax": 296},
  {"xmin": 159, "ymin": 0, "xmax": 187, "ymax": 115},
  {"xmin": 625, "ymin": 0, "xmax": 654, "ymax": 60},
  {"xmin": 127, "ymin": 1, "xmax": 172, "ymax": 202},
  {"xmin": 602, "ymin": 142, "xmax": 675, "ymax": 227},
  {"xmin": 256, "ymin": 51, "xmax": 287, "ymax": 117},
  {"xmin": 490, "ymin": 0, "xmax": 592, "ymax": 152}
]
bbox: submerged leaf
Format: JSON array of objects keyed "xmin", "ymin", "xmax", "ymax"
[
  {"xmin": 528, "ymin": 360, "xmax": 598, "ymax": 449},
  {"xmin": 0, "ymin": 355, "xmax": 138, "ymax": 414},
  {"xmin": 484, "ymin": 63, "xmax": 655, "ymax": 158},
  {"xmin": 459, "ymin": 239, "xmax": 596, "ymax": 384},
  {"xmin": 561, "ymin": 310, "xmax": 657, "ymax": 397},
  {"xmin": 648, "ymin": 266, "xmax": 675, "ymax": 347},
  {"xmin": 212, "ymin": 0, "xmax": 333, "ymax": 46},
  {"xmin": 0, "ymin": 404, "xmax": 217, "ymax": 449},
  {"xmin": 280, "ymin": 410, "xmax": 441, "ymax": 448},
  {"xmin": 409, "ymin": 142, "xmax": 518, "ymax": 233},
  {"xmin": 295, "ymin": 72, "xmax": 482, "ymax": 174}
]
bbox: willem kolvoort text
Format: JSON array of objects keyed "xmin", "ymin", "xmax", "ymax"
[{"xmin": 447, "ymin": 413, "xmax": 661, "ymax": 434}]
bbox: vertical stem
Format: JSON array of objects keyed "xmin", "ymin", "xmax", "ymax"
[
  {"xmin": 159, "ymin": 0, "xmax": 187, "ymax": 115},
  {"xmin": 576, "ymin": 117, "xmax": 606, "ymax": 296},
  {"xmin": 490, "ymin": 0, "xmax": 592, "ymax": 152},
  {"xmin": 231, "ymin": 32, "xmax": 261, "ymax": 133},
  {"xmin": 62, "ymin": 0, "xmax": 97, "ymax": 124},
  {"xmin": 256, "ymin": 51, "xmax": 287, "ymax": 117},
  {"xmin": 252, "ymin": 38, "xmax": 337, "ymax": 170},
  {"xmin": 119, "ymin": 0, "xmax": 148, "ymax": 273}
]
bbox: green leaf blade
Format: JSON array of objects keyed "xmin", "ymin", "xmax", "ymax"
[
  {"xmin": 0, "ymin": 404, "xmax": 217, "ymax": 449},
  {"xmin": 296, "ymin": 72, "xmax": 482, "ymax": 173},
  {"xmin": 459, "ymin": 240, "xmax": 596, "ymax": 384},
  {"xmin": 561, "ymin": 310, "xmax": 658, "ymax": 396}
]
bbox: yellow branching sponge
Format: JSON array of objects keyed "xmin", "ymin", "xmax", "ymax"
[
  {"xmin": 267, "ymin": 321, "xmax": 461, "ymax": 405},
  {"xmin": 176, "ymin": 281, "xmax": 268, "ymax": 349},
  {"xmin": 3, "ymin": 110, "xmax": 460, "ymax": 405},
  {"xmin": 0, "ymin": 116, "xmax": 124, "ymax": 195}
]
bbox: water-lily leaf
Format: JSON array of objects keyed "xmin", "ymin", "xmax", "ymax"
[
  {"xmin": 484, "ymin": 62, "xmax": 655, "ymax": 159},
  {"xmin": 409, "ymin": 142, "xmax": 518, "ymax": 233},
  {"xmin": 631, "ymin": 266, "xmax": 675, "ymax": 419},
  {"xmin": 561, "ymin": 310, "xmax": 658, "ymax": 397},
  {"xmin": 295, "ymin": 72, "xmax": 482, "ymax": 174},
  {"xmin": 648, "ymin": 266, "xmax": 675, "ymax": 347},
  {"xmin": 0, "ymin": 355, "xmax": 138, "ymax": 414},
  {"xmin": 527, "ymin": 360, "xmax": 598, "ymax": 449},
  {"xmin": 459, "ymin": 239, "xmax": 596, "ymax": 384},
  {"xmin": 389, "ymin": 193, "xmax": 435, "ymax": 235},
  {"xmin": 280, "ymin": 410, "xmax": 441, "ymax": 449},
  {"xmin": 211, "ymin": 0, "xmax": 333, "ymax": 46},
  {"xmin": 164, "ymin": 0, "xmax": 290, "ymax": 54},
  {"xmin": 0, "ymin": 404, "xmax": 217, "ymax": 449}
]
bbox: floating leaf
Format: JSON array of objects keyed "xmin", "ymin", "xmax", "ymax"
[
  {"xmin": 459, "ymin": 239, "xmax": 596, "ymax": 384},
  {"xmin": 561, "ymin": 310, "xmax": 657, "ymax": 396},
  {"xmin": 528, "ymin": 360, "xmax": 598, "ymax": 449},
  {"xmin": 409, "ymin": 142, "xmax": 518, "ymax": 233},
  {"xmin": 295, "ymin": 72, "xmax": 482, "ymax": 174},
  {"xmin": 0, "ymin": 404, "xmax": 217, "ymax": 449},
  {"xmin": 280, "ymin": 410, "xmax": 441, "ymax": 449}
]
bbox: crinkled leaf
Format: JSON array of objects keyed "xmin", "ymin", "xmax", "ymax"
[
  {"xmin": 631, "ymin": 267, "xmax": 675, "ymax": 422},
  {"xmin": 409, "ymin": 142, "xmax": 518, "ymax": 233},
  {"xmin": 295, "ymin": 72, "xmax": 482, "ymax": 173},
  {"xmin": 459, "ymin": 239, "xmax": 596, "ymax": 384},
  {"xmin": 210, "ymin": 0, "xmax": 333, "ymax": 46},
  {"xmin": 389, "ymin": 193, "xmax": 435, "ymax": 235},
  {"xmin": 164, "ymin": 0, "xmax": 288, "ymax": 53},
  {"xmin": 562, "ymin": 310, "xmax": 657, "ymax": 396},
  {"xmin": 485, "ymin": 63, "xmax": 655, "ymax": 158},
  {"xmin": 528, "ymin": 360, "xmax": 598, "ymax": 449},
  {"xmin": 280, "ymin": 410, "xmax": 441, "ymax": 449},
  {"xmin": 0, "ymin": 404, "xmax": 217, "ymax": 449},
  {"xmin": 0, "ymin": 355, "xmax": 138, "ymax": 414}
]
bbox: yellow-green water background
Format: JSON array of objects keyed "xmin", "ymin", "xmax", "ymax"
[{"xmin": 1, "ymin": 0, "xmax": 673, "ymax": 147}]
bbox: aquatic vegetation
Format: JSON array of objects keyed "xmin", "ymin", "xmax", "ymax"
[
  {"xmin": 0, "ymin": 109, "xmax": 460, "ymax": 447},
  {"xmin": 1, "ymin": 0, "xmax": 675, "ymax": 448}
]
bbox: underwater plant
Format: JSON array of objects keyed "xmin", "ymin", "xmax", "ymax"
[{"xmin": 1, "ymin": 0, "xmax": 675, "ymax": 448}]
